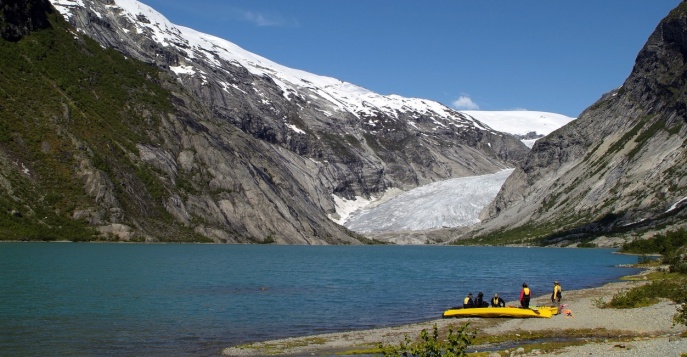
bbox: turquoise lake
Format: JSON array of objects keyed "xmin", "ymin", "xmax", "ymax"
[{"xmin": 0, "ymin": 243, "xmax": 641, "ymax": 356}]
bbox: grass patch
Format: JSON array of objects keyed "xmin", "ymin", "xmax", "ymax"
[
  {"xmin": 472, "ymin": 327, "xmax": 620, "ymax": 346},
  {"xmin": 592, "ymin": 266, "xmax": 687, "ymax": 328},
  {"xmin": 378, "ymin": 323, "xmax": 475, "ymax": 357},
  {"xmin": 340, "ymin": 326, "xmax": 660, "ymax": 356},
  {"xmin": 600, "ymin": 276, "xmax": 686, "ymax": 309},
  {"xmin": 469, "ymin": 328, "xmax": 654, "ymax": 356}
]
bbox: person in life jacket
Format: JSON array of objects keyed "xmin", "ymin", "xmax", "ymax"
[
  {"xmin": 463, "ymin": 293, "xmax": 475, "ymax": 308},
  {"xmin": 491, "ymin": 293, "xmax": 505, "ymax": 307},
  {"xmin": 551, "ymin": 281, "xmax": 562, "ymax": 305},
  {"xmin": 519, "ymin": 283, "xmax": 531, "ymax": 308}
]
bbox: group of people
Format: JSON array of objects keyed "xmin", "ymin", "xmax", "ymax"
[
  {"xmin": 462, "ymin": 292, "xmax": 505, "ymax": 308},
  {"xmin": 463, "ymin": 281, "xmax": 562, "ymax": 309}
]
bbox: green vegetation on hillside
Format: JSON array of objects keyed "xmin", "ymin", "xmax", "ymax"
[
  {"xmin": 453, "ymin": 223, "xmax": 552, "ymax": 246},
  {"xmin": 620, "ymin": 229, "xmax": 687, "ymax": 273},
  {"xmin": 0, "ymin": 10, "xmax": 205, "ymax": 241}
]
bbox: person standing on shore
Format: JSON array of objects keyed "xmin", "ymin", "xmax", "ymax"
[
  {"xmin": 552, "ymin": 281, "xmax": 562, "ymax": 305},
  {"xmin": 519, "ymin": 283, "xmax": 531, "ymax": 308}
]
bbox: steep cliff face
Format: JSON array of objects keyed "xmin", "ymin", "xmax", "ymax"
[
  {"xmin": 50, "ymin": 0, "xmax": 528, "ymax": 194},
  {"xmin": 0, "ymin": 0, "xmax": 53, "ymax": 41},
  {"xmin": 0, "ymin": 0, "xmax": 528, "ymax": 243},
  {"xmin": 475, "ymin": 2, "xmax": 687, "ymax": 243}
]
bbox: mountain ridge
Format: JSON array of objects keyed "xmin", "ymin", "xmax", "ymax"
[
  {"xmin": 0, "ymin": 0, "xmax": 533, "ymax": 243},
  {"xmin": 7, "ymin": 0, "xmax": 682, "ymax": 245},
  {"xmin": 50, "ymin": 0, "xmax": 531, "ymax": 188},
  {"xmin": 468, "ymin": 1, "xmax": 687, "ymax": 245},
  {"xmin": 52, "ymin": 0, "xmax": 503, "ymax": 125}
]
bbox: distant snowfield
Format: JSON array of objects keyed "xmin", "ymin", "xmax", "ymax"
[
  {"xmin": 460, "ymin": 110, "xmax": 575, "ymax": 136},
  {"xmin": 341, "ymin": 169, "xmax": 514, "ymax": 233},
  {"xmin": 461, "ymin": 110, "xmax": 575, "ymax": 147}
]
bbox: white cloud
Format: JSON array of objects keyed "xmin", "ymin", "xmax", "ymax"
[
  {"xmin": 240, "ymin": 11, "xmax": 298, "ymax": 27},
  {"xmin": 452, "ymin": 96, "xmax": 480, "ymax": 110},
  {"xmin": 242, "ymin": 11, "xmax": 281, "ymax": 26}
]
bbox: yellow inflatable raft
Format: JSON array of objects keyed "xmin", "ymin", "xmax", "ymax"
[{"xmin": 442, "ymin": 305, "xmax": 557, "ymax": 319}]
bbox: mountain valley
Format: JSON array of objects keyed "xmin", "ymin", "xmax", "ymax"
[{"xmin": 0, "ymin": 0, "xmax": 685, "ymax": 245}]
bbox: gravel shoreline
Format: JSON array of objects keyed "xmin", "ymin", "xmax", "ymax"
[{"xmin": 222, "ymin": 269, "xmax": 686, "ymax": 356}]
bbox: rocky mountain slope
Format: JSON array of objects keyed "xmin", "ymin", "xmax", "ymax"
[
  {"xmin": 49, "ymin": 0, "xmax": 529, "ymax": 188},
  {"xmin": 469, "ymin": 1, "xmax": 687, "ymax": 245},
  {"xmin": 0, "ymin": 0, "xmax": 528, "ymax": 243}
]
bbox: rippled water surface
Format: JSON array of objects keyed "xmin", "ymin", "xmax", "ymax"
[{"xmin": 0, "ymin": 243, "xmax": 641, "ymax": 356}]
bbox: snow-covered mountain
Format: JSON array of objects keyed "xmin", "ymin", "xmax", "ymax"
[
  {"xmin": 50, "ymin": 0, "xmax": 533, "ymax": 175},
  {"xmin": 461, "ymin": 111, "xmax": 575, "ymax": 148},
  {"xmin": 41, "ymin": 0, "xmax": 575, "ymax": 244},
  {"xmin": 51, "ymin": 0, "xmax": 501, "ymax": 130},
  {"xmin": 51, "ymin": 0, "xmax": 572, "ymax": 141}
]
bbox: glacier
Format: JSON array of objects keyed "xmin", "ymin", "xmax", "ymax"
[{"xmin": 343, "ymin": 169, "xmax": 513, "ymax": 233}]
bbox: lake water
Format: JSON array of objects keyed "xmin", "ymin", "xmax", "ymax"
[{"xmin": 0, "ymin": 243, "xmax": 641, "ymax": 356}]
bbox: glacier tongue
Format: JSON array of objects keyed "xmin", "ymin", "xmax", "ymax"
[{"xmin": 343, "ymin": 169, "xmax": 513, "ymax": 233}]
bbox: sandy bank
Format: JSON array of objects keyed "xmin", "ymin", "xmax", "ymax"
[{"xmin": 222, "ymin": 269, "xmax": 686, "ymax": 356}]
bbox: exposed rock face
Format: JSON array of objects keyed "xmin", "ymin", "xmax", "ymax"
[
  {"xmin": 0, "ymin": 0, "xmax": 53, "ymax": 41},
  {"xmin": 475, "ymin": 2, "xmax": 687, "ymax": 242},
  {"xmin": 32, "ymin": 0, "xmax": 529, "ymax": 244},
  {"xmin": 51, "ymin": 0, "xmax": 528, "ymax": 190}
]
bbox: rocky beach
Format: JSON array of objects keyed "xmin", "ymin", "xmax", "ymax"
[{"xmin": 222, "ymin": 267, "xmax": 687, "ymax": 356}]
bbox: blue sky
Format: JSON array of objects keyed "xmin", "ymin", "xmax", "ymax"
[{"xmin": 138, "ymin": 0, "xmax": 679, "ymax": 117}]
